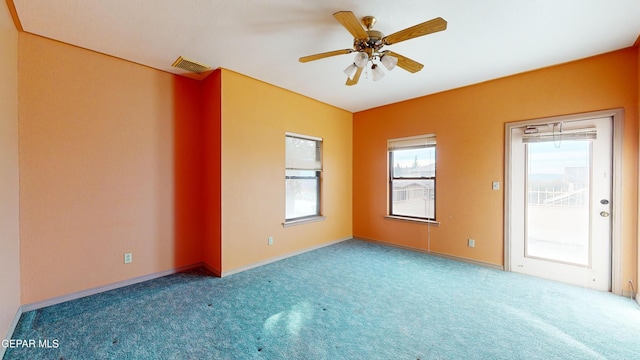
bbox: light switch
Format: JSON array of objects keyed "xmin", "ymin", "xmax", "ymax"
[{"xmin": 492, "ymin": 181, "xmax": 500, "ymax": 191}]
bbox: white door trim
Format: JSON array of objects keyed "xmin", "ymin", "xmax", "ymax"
[{"xmin": 504, "ymin": 108, "xmax": 624, "ymax": 294}]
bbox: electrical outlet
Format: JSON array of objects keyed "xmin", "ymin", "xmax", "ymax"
[
  {"xmin": 468, "ymin": 239, "xmax": 475, "ymax": 248},
  {"xmin": 124, "ymin": 253, "xmax": 132, "ymax": 264},
  {"xmin": 268, "ymin": 236, "xmax": 273, "ymax": 246}
]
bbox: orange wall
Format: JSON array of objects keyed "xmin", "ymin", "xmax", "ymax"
[
  {"xmin": 220, "ymin": 69, "xmax": 352, "ymax": 272},
  {"xmin": 354, "ymin": 48, "xmax": 639, "ymax": 288},
  {"xmin": 18, "ymin": 33, "xmax": 203, "ymax": 304},
  {"xmin": 0, "ymin": 0, "xmax": 20, "ymax": 341},
  {"xmin": 16, "ymin": 33, "xmax": 346, "ymax": 302},
  {"xmin": 201, "ymin": 69, "xmax": 222, "ymax": 273},
  {"xmin": 637, "ymin": 42, "xmax": 640, "ymax": 298},
  {"xmin": 12, "ymin": 27, "xmax": 639, "ymax": 307},
  {"xmin": 173, "ymin": 76, "xmax": 206, "ymax": 266}
]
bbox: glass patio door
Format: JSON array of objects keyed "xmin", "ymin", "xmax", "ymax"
[{"xmin": 509, "ymin": 117, "xmax": 612, "ymax": 291}]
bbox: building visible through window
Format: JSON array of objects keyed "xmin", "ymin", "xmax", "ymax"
[{"xmin": 388, "ymin": 135, "xmax": 436, "ymax": 220}]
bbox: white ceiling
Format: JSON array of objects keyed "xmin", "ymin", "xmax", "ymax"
[{"xmin": 12, "ymin": 0, "xmax": 640, "ymax": 112}]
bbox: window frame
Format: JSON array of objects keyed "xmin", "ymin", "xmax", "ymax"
[
  {"xmin": 284, "ymin": 132, "xmax": 323, "ymax": 225},
  {"xmin": 388, "ymin": 135, "xmax": 437, "ymax": 222}
]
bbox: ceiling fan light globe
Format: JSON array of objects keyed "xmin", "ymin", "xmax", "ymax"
[
  {"xmin": 354, "ymin": 52, "xmax": 369, "ymax": 68},
  {"xmin": 371, "ymin": 64, "xmax": 385, "ymax": 81},
  {"xmin": 343, "ymin": 63, "xmax": 358, "ymax": 79},
  {"xmin": 381, "ymin": 55, "xmax": 398, "ymax": 71}
]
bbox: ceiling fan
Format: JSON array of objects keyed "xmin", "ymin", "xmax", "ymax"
[{"xmin": 299, "ymin": 11, "xmax": 447, "ymax": 86}]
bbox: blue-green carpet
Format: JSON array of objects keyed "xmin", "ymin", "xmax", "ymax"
[{"xmin": 5, "ymin": 239, "xmax": 640, "ymax": 359}]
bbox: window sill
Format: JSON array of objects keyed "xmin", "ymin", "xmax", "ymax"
[
  {"xmin": 384, "ymin": 216, "xmax": 440, "ymax": 226},
  {"xmin": 283, "ymin": 216, "xmax": 326, "ymax": 228}
]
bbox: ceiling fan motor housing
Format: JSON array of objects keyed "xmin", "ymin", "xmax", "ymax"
[{"xmin": 353, "ymin": 30, "xmax": 385, "ymax": 54}]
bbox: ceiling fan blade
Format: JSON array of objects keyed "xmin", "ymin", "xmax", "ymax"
[
  {"xmin": 333, "ymin": 11, "xmax": 369, "ymax": 40},
  {"xmin": 346, "ymin": 66, "xmax": 363, "ymax": 86},
  {"xmin": 299, "ymin": 49, "xmax": 353, "ymax": 63},
  {"xmin": 383, "ymin": 17, "xmax": 447, "ymax": 45},
  {"xmin": 386, "ymin": 52, "xmax": 424, "ymax": 73}
]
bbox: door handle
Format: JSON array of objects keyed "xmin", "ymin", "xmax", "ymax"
[{"xmin": 600, "ymin": 211, "xmax": 610, "ymax": 217}]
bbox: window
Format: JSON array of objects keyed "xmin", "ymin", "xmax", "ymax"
[
  {"xmin": 285, "ymin": 133, "xmax": 322, "ymax": 222},
  {"xmin": 388, "ymin": 135, "xmax": 436, "ymax": 220}
]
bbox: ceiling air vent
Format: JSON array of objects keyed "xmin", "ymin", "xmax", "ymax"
[{"xmin": 171, "ymin": 56, "xmax": 211, "ymax": 74}]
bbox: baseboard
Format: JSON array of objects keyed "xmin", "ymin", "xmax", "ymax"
[
  {"xmin": 16, "ymin": 235, "xmax": 504, "ymax": 313},
  {"xmin": 202, "ymin": 262, "xmax": 221, "ymax": 277},
  {"xmin": 354, "ymin": 236, "xmax": 505, "ymax": 271},
  {"xmin": 428, "ymin": 250, "xmax": 505, "ymax": 271},
  {"xmin": 22, "ymin": 263, "xmax": 204, "ymax": 312},
  {"xmin": 221, "ymin": 237, "xmax": 351, "ymax": 277},
  {"xmin": 21, "ymin": 238, "xmax": 351, "ymax": 312},
  {"xmin": 1, "ymin": 305, "xmax": 23, "ymax": 359}
]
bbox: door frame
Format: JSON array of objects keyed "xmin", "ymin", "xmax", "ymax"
[{"xmin": 504, "ymin": 108, "xmax": 624, "ymax": 294}]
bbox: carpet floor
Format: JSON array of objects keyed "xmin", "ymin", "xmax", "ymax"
[{"xmin": 5, "ymin": 239, "xmax": 640, "ymax": 359}]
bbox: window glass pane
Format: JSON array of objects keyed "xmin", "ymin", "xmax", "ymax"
[
  {"xmin": 286, "ymin": 136, "xmax": 321, "ymax": 170},
  {"xmin": 391, "ymin": 179, "xmax": 435, "ymax": 219},
  {"xmin": 285, "ymin": 134, "xmax": 322, "ymax": 222},
  {"xmin": 286, "ymin": 173, "xmax": 319, "ymax": 219},
  {"xmin": 392, "ymin": 147, "xmax": 435, "ymax": 178},
  {"xmin": 526, "ymin": 141, "xmax": 590, "ymax": 265}
]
